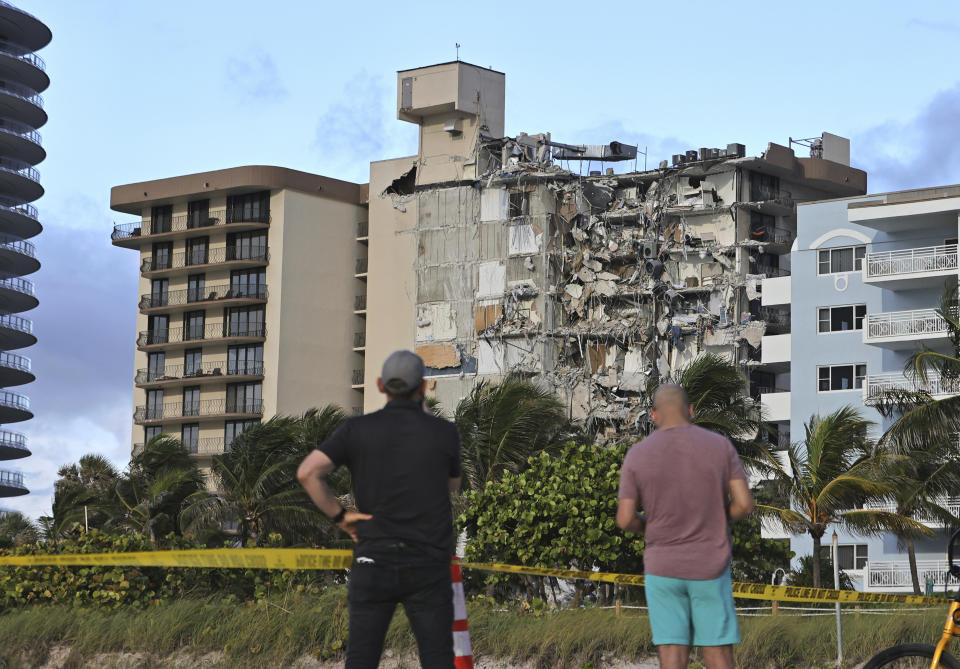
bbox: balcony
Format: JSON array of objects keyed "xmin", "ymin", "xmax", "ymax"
[
  {"xmin": 0, "ymin": 156, "xmax": 41, "ymax": 202},
  {"xmin": 355, "ymin": 257, "xmax": 368, "ymax": 279},
  {"xmin": 133, "ymin": 398, "xmax": 263, "ymax": 425},
  {"xmin": 184, "ymin": 437, "xmax": 226, "ymax": 456},
  {"xmin": 0, "ymin": 390, "xmax": 30, "ymax": 423},
  {"xmin": 0, "ymin": 276, "xmax": 35, "ymax": 313},
  {"xmin": 863, "ymin": 308, "xmax": 951, "ymax": 349},
  {"xmin": 357, "ymin": 220, "xmax": 369, "ymax": 241},
  {"xmin": 0, "ymin": 117, "xmax": 43, "ymax": 165},
  {"xmin": 0, "ymin": 78, "xmax": 45, "ymax": 129},
  {"xmin": 758, "ymin": 307, "xmax": 790, "ymax": 333},
  {"xmin": 137, "ymin": 323, "xmax": 266, "ymax": 351},
  {"xmin": 863, "ymin": 244, "xmax": 958, "ymax": 289},
  {"xmin": 0, "ymin": 202, "xmax": 40, "ymax": 239},
  {"xmin": 135, "ymin": 360, "xmax": 264, "ymax": 387},
  {"xmin": 760, "ymin": 389, "xmax": 790, "ymax": 423},
  {"xmin": 354, "ymin": 294, "xmax": 367, "ymax": 315},
  {"xmin": 141, "ymin": 245, "xmax": 269, "ymax": 277},
  {"xmin": 745, "ymin": 188, "xmax": 795, "ymax": 215},
  {"xmin": 352, "ymin": 368, "xmax": 364, "ymax": 388},
  {"xmin": 759, "ymin": 334, "xmax": 790, "ymax": 371},
  {"xmin": 0, "ymin": 351, "xmax": 31, "ymax": 386},
  {"xmin": 112, "ymin": 207, "xmax": 270, "ymax": 247},
  {"xmin": 863, "ymin": 371, "xmax": 960, "ymax": 404},
  {"xmin": 0, "ymin": 236, "xmax": 37, "ymax": 277},
  {"xmin": 0, "ymin": 40, "xmax": 48, "ymax": 94},
  {"xmin": 865, "ymin": 498, "xmax": 960, "ymax": 527},
  {"xmin": 139, "ymin": 282, "xmax": 267, "ymax": 312},
  {"xmin": 353, "ymin": 331, "xmax": 365, "ymax": 351},
  {"xmin": 0, "ymin": 314, "xmax": 34, "ymax": 350},
  {"xmin": 865, "ymin": 560, "xmax": 950, "ymax": 592},
  {"xmin": 0, "ymin": 429, "xmax": 28, "ymax": 459},
  {"xmin": 0, "ymin": 469, "xmax": 26, "ymax": 496}
]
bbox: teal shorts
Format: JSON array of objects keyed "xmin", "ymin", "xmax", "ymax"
[{"xmin": 644, "ymin": 566, "xmax": 740, "ymax": 647}]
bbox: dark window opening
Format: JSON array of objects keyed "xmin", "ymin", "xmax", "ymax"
[
  {"xmin": 226, "ymin": 191, "xmax": 270, "ymax": 224},
  {"xmin": 187, "ymin": 199, "xmax": 211, "ymax": 229},
  {"xmin": 151, "ymin": 205, "xmax": 172, "ymax": 234}
]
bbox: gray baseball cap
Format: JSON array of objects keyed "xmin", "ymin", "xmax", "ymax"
[{"xmin": 381, "ymin": 350, "xmax": 425, "ymax": 394}]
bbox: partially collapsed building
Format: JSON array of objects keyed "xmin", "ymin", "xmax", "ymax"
[{"xmin": 363, "ymin": 61, "xmax": 868, "ymax": 443}]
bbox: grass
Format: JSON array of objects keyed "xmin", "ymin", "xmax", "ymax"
[{"xmin": 0, "ymin": 592, "xmax": 949, "ymax": 668}]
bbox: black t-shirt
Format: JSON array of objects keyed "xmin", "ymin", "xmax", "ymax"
[{"xmin": 317, "ymin": 399, "xmax": 461, "ymax": 563}]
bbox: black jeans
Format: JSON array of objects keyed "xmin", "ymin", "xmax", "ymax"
[{"xmin": 346, "ymin": 559, "xmax": 454, "ymax": 669}]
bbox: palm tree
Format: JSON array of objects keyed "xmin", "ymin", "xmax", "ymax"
[
  {"xmin": 181, "ymin": 409, "xmax": 347, "ymax": 546},
  {"xmin": 0, "ymin": 511, "xmax": 38, "ymax": 547},
  {"xmin": 453, "ymin": 372, "xmax": 573, "ymax": 492},
  {"xmin": 676, "ymin": 353, "xmax": 767, "ymax": 458},
  {"xmin": 115, "ymin": 435, "xmax": 205, "ymax": 542},
  {"xmin": 751, "ymin": 406, "xmax": 932, "ymax": 588},
  {"xmin": 51, "ymin": 454, "xmax": 121, "ymax": 536}
]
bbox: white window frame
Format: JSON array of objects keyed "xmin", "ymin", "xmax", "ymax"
[
  {"xmin": 817, "ymin": 363, "xmax": 867, "ymax": 392},
  {"xmin": 817, "ymin": 304, "xmax": 867, "ymax": 334},
  {"xmin": 817, "ymin": 245, "xmax": 866, "ymax": 275},
  {"xmin": 825, "ymin": 543, "xmax": 869, "ymax": 572}
]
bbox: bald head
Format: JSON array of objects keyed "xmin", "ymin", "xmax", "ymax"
[{"xmin": 651, "ymin": 384, "xmax": 693, "ymax": 428}]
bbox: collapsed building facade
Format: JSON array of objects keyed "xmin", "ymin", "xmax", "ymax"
[{"xmin": 363, "ymin": 61, "xmax": 868, "ymax": 443}]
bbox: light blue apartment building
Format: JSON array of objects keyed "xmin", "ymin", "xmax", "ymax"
[{"xmin": 760, "ymin": 184, "xmax": 960, "ymax": 592}]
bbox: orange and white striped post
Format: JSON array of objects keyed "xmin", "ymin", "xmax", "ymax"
[{"xmin": 450, "ymin": 557, "xmax": 474, "ymax": 669}]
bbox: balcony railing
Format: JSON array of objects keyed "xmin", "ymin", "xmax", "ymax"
[
  {"xmin": 0, "ymin": 390, "xmax": 28, "ymax": 411},
  {"xmin": 354, "ymin": 294, "xmax": 367, "ymax": 311},
  {"xmin": 758, "ymin": 307, "xmax": 791, "ymax": 328},
  {"xmin": 0, "ymin": 351, "xmax": 29, "ymax": 372},
  {"xmin": 139, "ymin": 282, "xmax": 267, "ymax": 310},
  {"xmin": 0, "ymin": 79, "xmax": 43, "ymax": 110},
  {"xmin": 0, "ymin": 202, "xmax": 37, "ymax": 221},
  {"xmin": 865, "ymin": 498, "xmax": 960, "ymax": 526},
  {"xmin": 136, "ymin": 360, "xmax": 264, "ymax": 384},
  {"xmin": 0, "ymin": 237, "xmax": 35, "ymax": 258},
  {"xmin": 0, "ymin": 470, "xmax": 24, "ymax": 488},
  {"xmin": 0, "ymin": 314, "xmax": 31, "ymax": 335},
  {"xmin": 0, "ymin": 157, "xmax": 38, "ymax": 183},
  {"xmin": 0, "ymin": 118, "xmax": 40, "ymax": 146},
  {"xmin": 0, "ymin": 41, "xmax": 45, "ymax": 72},
  {"xmin": 0, "ymin": 430, "xmax": 27, "ymax": 453},
  {"xmin": 0, "ymin": 276, "xmax": 33, "ymax": 296},
  {"xmin": 866, "ymin": 560, "xmax": 950, "ymax": 589},
  {"xmin": 352, "ymin": 369, "xmax": 364, "ymax": 385},
  {"xmin": 865, "ymin": 308, "xmax": 950, "ymax": 340},
  {"xmin": 112, "ymin": 207, "xmax": 270, "ymax": 241},
  {"xmin": 865, "ymin": 244, "xmax": 958, "ymax": 280},
  {"xmin": 134, "ymin": 398, "xmax": 263, "ymax": 423},
  {"xmin": 141, "ymin": 245, "xmax": 269, "ymax": 273},
  {"xmin": 863, "ymin": 372, "xmax": 960, "ymax": 401},
  {"xmin": 354, "ymin": 332, "xmax": 365, "ymax": 348},
  {"xmin": 754, "ymin": 264, "xmax": 791, "ymax": 278},
  {"xmin": 751, "ymin": 187, "xmax": 793, "ymax": 204},
  {"xmin": 355, "ymin": 257, "xmax": 368, "ymax": 275},
  {"xmin": 185, "ymin": 437, "xmax": 225, "ymax": 456},
  {"xmin": 137, "ymin": 323, "xmax": 266, "ymax": 347}
]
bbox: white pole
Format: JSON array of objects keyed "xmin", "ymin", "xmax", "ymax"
[
  {"xmin": 84, "ymin": 505, "xmax": 88, "ymax": 532},
  {"xmin": 832, "ymin": 531, "xmax": 843, "ymax": 666}
]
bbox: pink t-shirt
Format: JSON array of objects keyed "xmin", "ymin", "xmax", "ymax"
[{"xmin": 618, "ymin": 424, "xmax": 746, "ymax": 580}]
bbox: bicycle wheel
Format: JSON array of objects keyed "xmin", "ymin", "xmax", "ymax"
[{"xmin": 864, "ymin": 643, "xmax": 960, "ymax": 668}]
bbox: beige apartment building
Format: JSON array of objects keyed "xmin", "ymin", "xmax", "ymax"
[
  {"xmin": 110, "ymin": 167, "xmax": 368, "ymax": 457},
  {"xmin": 112, "ymin": 60, "xmax": 870, "ymax": 459}
]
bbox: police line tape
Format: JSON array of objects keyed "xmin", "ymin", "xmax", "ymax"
[{"xmin": 0, "ymin": 549, "xmax": 946, "ymax": 606}]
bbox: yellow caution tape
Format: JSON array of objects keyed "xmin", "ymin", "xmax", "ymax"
[{"xmin": 0, "ymin": 549, "xmax": 947, "ymax": 605}]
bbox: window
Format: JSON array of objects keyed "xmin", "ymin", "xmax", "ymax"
[
  {"xmin": 148, "ymin": 315, "xmax": 169, "ymax": 345},
  {"xmin": 187, "ymin": 199, "xmax": 210, "ymax": 229},
  {"xmin": 184, "ymin": 349, "xmax": 202, "ymax": 377},
  {"xmin": 508, "ymin": 190, "xmax": 529, "ymax": 218},
  {"xmin": 151, "ymin": 205, "xmax": 172, "ymax": 234},
  {"xmin": 182, "ymin": 387, "xmax": 200, "ymax": 417},
  {"xmin": 823, "ymin": 544, "xmax": 869, "ymax": 571},
  {"xmin": 186, "ymin": 237, "xmax": 209, "ymax": 266},
  {"xmin": 145, "ymin": 426, "xmax": 162, "ymax": 442},
  {"xmin": 228, "ymin": 344, "xmax": 263, "ymax": 376},
  {"xmin": 226, "ymin": 191, "xmax": 269, "ymax": 224},
  {"xmin": 181, "ymin": 424, "xmax": 199, "ymax": 454},
  {"xmin": 151, "ymin": 242, "xmax": 172, "ymax": 271},
  {"xmin": 184, "ymin": 311, "xmax": 205, "ymax": 341},
  {"xmin": 147, "ymin": 352, "xmax": 165, "ymax": 382},
  {"xmin": 225, "ymin": 419, "xmax": 259, "ymax": 449},
  {"xmin": 818, "ymin": 364, "xmax": 867, "ymax": 392},
  {"xmin": 751, "ymin": 172, "xmax": 780, "ymax": 202},
  {"xmin": 146, "ymin": 389, "xmax": 164, "ymax": 420},
  {"xmin": 227, "ymin": 231, "xmax": 267, "ymax": 261},
  {"xmin": 818, "ymin": 305, "xmax": 867, "ymax": 333},
  {"xmin": 227, "ymin": 382, "xmax": 261, "ymax": 414},
  {"xmin": 230, "ymin": 269, "xmax": 266, "ymax": 298},
  {"xmin": 818, "ymin": 246, "xmax": 866, "ymax": 274},
  {"xmin": 149, "ymin": 278, "xmax": 168, "ymax": 308},
  {"xmin": 227, "ymin": 306, "xmax": 265, "ymax": 337},
  {"xmin": 187, "ymin": 274, "xmax": 206, "ymax": 303}
]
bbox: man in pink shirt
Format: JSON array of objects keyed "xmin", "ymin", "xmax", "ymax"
[{"xmin": 616, "ymin": 384, "xmax": 754, "ymax": 669}]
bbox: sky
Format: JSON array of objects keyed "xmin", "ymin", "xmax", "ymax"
[{"xmin": 5, "ymin": 0, "xmax": 960, "ymax": 520}]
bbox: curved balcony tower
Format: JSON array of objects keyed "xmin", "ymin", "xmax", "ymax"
[{"xmin": 0, "ymin": 2, "xmax": 49, "ymax": 497}]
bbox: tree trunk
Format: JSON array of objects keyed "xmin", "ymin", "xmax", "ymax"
[
  {"xmin": 812, "ymin": 533, "xmax": 822, "ymax": 589},
  {"xmin": 907, "ymin": 537, "xmax": 921, "ymax": 595}
]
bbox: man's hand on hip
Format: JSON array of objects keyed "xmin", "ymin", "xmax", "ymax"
[{"xmin": 337, "ymin": 511, "xmax": 373, "ymax": 542}]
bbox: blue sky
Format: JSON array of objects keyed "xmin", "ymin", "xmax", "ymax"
[{"xmin": 6, "ymin": 0, "xmax": 960, "ymax": 519}]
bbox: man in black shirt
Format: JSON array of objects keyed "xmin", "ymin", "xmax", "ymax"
[{"xmin": 297, "ymin": 350, "xmax": 462, "ymax": 669}]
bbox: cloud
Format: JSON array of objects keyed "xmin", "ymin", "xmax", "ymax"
[
  {"xmin": 854, "ymin": 82, "xmax": 960, "ymax": 192},
  {"xmin": 0, "ymin": 211, "xmax": 138, "ymax": 520},
  {"xmin": 907, "ymin": 18, "xmax": 960, "ymax": 34},
  {"xmin": 225, "ymin": 50, "xmax": 288, "ymax": 101},
  {"xmin": 312, "ymin": 71, "xmax": 418, "ymax": 182}
]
